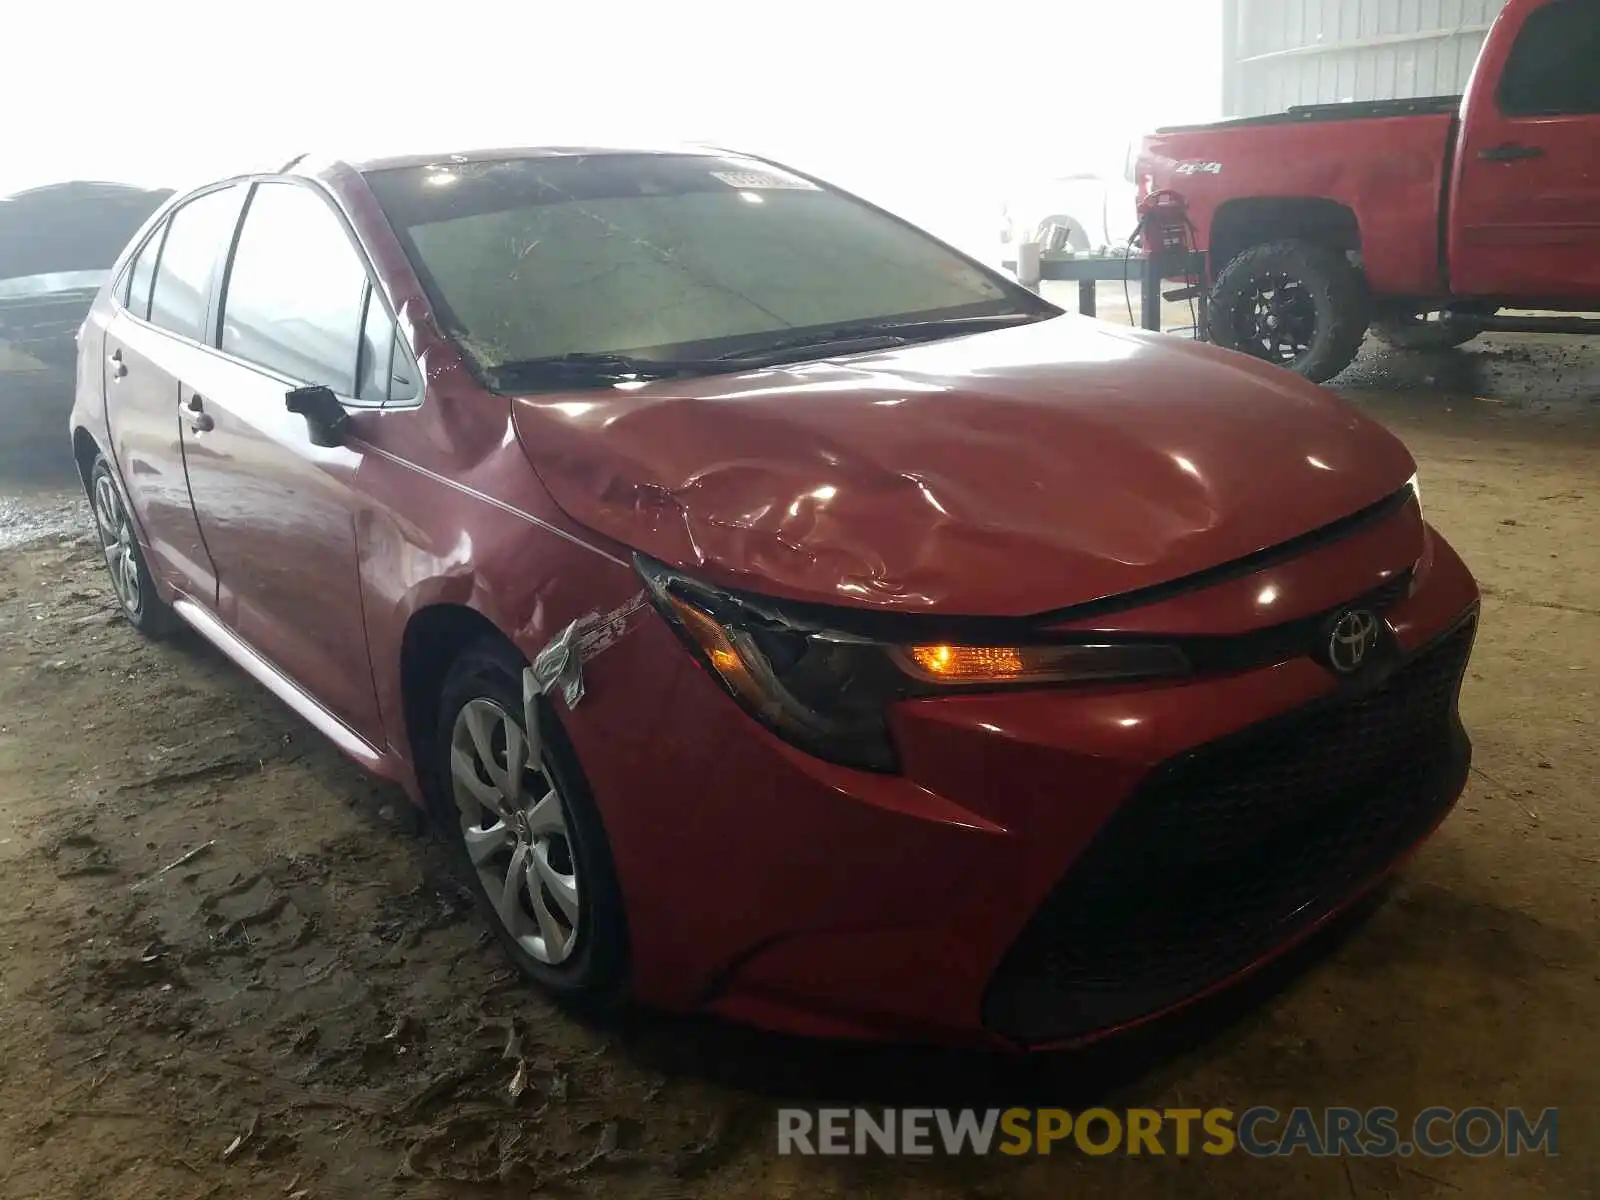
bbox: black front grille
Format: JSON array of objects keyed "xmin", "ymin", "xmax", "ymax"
[{"xmin": 983, "ymin": 616, "xmax": 1476, "ymax": 1045}]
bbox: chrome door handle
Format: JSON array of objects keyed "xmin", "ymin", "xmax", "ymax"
[{"xmin": 108, "ymin": 349, "xmax": 127, "ymax": 380}]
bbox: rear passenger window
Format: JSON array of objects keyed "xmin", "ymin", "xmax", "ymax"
[
  {"xmin": 123, "ymin": 226, "xmax": 165, "ymax": 320},
  {"xmin": 220, "ymin": 182, "xmax": 369, "ymax": 395},
  {"xmin": 147, "ymin": 186, "xmax": 243, "ymax": 339},
  {"xmin": 1499, "ymin": 0, "xmax": 1600, "ymax": 116}
]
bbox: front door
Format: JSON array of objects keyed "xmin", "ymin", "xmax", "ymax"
[
  {"xmin": 1450, "ymin": 0, "xmax": 1600, "ymax": 300},
  {"xmin": 177, "ymin": 180, "xmax": 390, "ymax": 744},
  {"xmin": 103, "ymin": 185, "xmax": 247, "ymax": 606}
]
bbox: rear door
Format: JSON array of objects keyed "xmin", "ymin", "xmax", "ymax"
[
  {"xmin": 103, "ymin": 185, "xmax": 246, "ymax": 605},
  {"xmin": 177, "ymin": 179, "xmax": 412, "ymax": 744},
  {"xmin": 1450, "ymin": 0, "xmax": 1600, "ymax": 299}
]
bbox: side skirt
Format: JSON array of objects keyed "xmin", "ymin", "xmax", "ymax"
[{"xmin": 172, "ymin": 598, "xmax": 398, "ymax": 781}]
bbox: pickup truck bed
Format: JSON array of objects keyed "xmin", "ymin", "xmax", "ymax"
[{"xmin": 1140, "ymin": 107, "xmax": 1460, "ymax": 299}]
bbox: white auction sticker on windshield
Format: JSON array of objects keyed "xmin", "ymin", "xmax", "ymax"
[{"xmin": 710, "ymin": 169, "xmax": 819, "ymax": 190}]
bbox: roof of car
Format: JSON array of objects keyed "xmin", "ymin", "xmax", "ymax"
[{"xmin": 346, "ymin": 143, "xmax": 738, "ymax": 175}]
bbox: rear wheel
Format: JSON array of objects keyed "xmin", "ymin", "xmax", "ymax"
[
  {"xmin": 433, "ymin": 642, "xmax": 627, "ymax": 1005},
  {"xmin": 89, "ymin": 456, "xmax": 176, "ymax": 637},
  {"xmin": 1209, "ymin": 240, "xmax": 1369, "ymax": 383}
]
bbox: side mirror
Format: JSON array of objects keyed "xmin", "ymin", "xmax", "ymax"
[{"xmin": 285, "ymin": 385, "xmax": 350, "ymax": 448}]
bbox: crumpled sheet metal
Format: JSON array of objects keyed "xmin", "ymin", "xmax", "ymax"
[
  {"xmin": 530, "ymin": 620, "xmax": 585, "ymax": 710},
  {"xmin": 509, "ymin": 318, "xmax": 1413, "ymax": 617},
  {"xmin": 524, "ymin": 590, "xmax": 650, "ymax": 715}
]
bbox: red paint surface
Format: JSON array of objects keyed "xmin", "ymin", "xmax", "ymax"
[{"xmin": 514, "ymin": 323, "xmax": 1415, "ymax": 614}]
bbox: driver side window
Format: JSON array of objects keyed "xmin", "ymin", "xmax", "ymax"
[{"xmin": 220, "ymin": 181, "xmax": 414, "ymax": 403}]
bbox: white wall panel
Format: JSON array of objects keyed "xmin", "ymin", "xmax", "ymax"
[{"xmin": 1224, "ymin": 0, "xmax": 1510, "ymax": 116}]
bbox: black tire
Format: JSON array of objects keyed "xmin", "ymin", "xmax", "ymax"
[
  {"xmin": 432, "ymin": 641, "xmax": 627, "ymax": 1007},
  {"xmin": 1369, "ymin": 310, "xmax": 1490, "ymax": 351},
  {"xmin": 87, "ymin": 456, "xmax": 178, "ymax": 638},
  {"xmin": 1209, "ymin": 240, "xmax": 1370, "ymax": 383}
]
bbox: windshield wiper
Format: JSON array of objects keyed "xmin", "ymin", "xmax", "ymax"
[
  {"xmin": 715, "ymin": 312, "xmax": 1046, "ymax": 364},
  {"xmin": 489, "ymin": 352, "xmax": 730, "ymax": 386},
  {"xmin": 486, "ymin": 311, "xmax": 1050, "ymax": 387}
]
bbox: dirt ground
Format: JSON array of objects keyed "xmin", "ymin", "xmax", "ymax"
[{"xmin": 0, "ymin": 335, "xmax": 1596, "ymax": 1198}]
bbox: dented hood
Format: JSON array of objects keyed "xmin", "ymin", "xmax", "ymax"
[{"xmin": 511, "ymin": 317, "xmax": 1416, "ymax": 615}]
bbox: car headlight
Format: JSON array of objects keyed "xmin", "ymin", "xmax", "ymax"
[{"xmin": 638, "ymin": 557, "xmax": 1189, "ymax": 772}]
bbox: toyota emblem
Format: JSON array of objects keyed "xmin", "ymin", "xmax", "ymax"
[{"xmin": 1327, "ymin": 609, "xmax": 1382, "ymax": 674}]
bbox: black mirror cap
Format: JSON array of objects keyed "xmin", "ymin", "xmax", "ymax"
[{"xmin": 285, "ymin": 384, "xmax": 350, "ymax": 448}]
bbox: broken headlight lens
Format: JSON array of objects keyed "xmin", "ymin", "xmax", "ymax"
[
  {"xmin": 639, "ymin": 558, "xmax": 1190, "ymax": 774},
  {"xmin": 650, "ymin": 576, "xmax": 905, "ymax": 772}
]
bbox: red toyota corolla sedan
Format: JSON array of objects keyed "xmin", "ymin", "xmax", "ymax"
[{"xmin": 70, "ymin": 146, "xmax": 1478, "ymax": 1050}]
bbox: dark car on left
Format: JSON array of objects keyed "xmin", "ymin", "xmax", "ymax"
[{"xmin": 0, "ymin": 181, "xmax": 170, "ymax": 476}]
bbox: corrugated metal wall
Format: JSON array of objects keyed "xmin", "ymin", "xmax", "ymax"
[{"xmin": 1223, "ymin": 0, "xmax": 1510, "ymax": 117}]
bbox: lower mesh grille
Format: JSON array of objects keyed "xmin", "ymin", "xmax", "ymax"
[{"xmin": 983, "ymin": 617, "xmax": 1476, "ymax": 1044}]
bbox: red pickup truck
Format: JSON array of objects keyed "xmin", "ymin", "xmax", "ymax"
[{"xmin": 1137, "ymin": 0, "xmax": 1600, "ymax": 381}]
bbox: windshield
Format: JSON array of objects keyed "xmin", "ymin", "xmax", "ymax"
[{"xmin": 364, "ymin": 153, "xmax": 1049, "ymax": 386}]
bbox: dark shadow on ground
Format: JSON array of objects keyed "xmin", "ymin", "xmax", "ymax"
[{"xmin": 1336, "ymin": 332, "xmax": 1600, "ymax": 419}]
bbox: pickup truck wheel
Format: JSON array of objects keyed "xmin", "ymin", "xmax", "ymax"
[
  {"xmin": 1209, "ymin": 241, "xmax": 1369, "ymax": 383},
  {"xmin": 1370, "ymin": 310, "xmax": 1491, "ymax": 351}
]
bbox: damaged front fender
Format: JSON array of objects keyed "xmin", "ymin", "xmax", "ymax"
[{"xmin": 524, "ymin": 590, "xmax": 651, "ymax": 716}]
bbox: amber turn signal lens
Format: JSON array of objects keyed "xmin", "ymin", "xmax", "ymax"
[
  {"xmin": 908, "ymin": 644, "xmax": 1026, "ymax": 681},
  {"xmin": 897, "ymin": 640, "xmax": 1190, "ymax": 686},
  {"xmin": 663, "ymin": 592, "xmax": 772, "ymax": 707}
]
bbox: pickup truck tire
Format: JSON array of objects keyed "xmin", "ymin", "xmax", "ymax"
[
  {"xmin": 1209, "ymin": 240, "xmax": 1369, "ymax": 383},
  {"xmin": 1370, "ymin": 309, "xmax": 1491, "ymax": 351}
]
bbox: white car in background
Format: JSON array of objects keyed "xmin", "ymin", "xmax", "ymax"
[{"xmin": 1000, "ymin": 170, "xmax": 1140, "ymax": 256}]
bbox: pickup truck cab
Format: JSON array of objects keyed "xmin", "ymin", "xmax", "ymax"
[{"xmin": 1137, "ymin": 0, "xmax": 1600, "ymax": 381}]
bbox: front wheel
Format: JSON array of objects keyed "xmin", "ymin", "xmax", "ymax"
[
  {"xmin": 433, "ymin": 642, "xmax": 628, "ymax": 1006},
  {"xmin": 1209, "ymin": 240, "xmax": 1370, "ymax": 383}
]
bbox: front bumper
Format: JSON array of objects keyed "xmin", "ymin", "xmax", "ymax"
[
  {"xmin": 982, "ymin": 615, "xmax": 1474, "ymax": 1045},
  {"xmin": 585, "ymin": 521, "xmax": 1480, "ymax": 1049}
]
